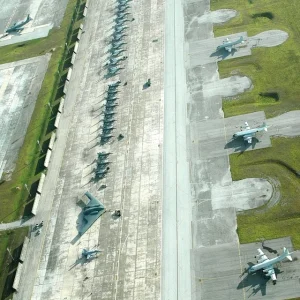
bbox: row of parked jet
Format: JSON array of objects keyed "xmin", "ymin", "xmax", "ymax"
[{"xmin": 106, "ymin": 0, "xmax": 132, "ymax": 76}]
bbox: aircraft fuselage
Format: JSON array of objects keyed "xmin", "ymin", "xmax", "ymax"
[{"xmin": 217, "ymin": 36, "xmax": 244, "ymax": 51}]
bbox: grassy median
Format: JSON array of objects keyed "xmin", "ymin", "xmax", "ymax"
[
  {"xmin": 0, "ymin": 0, "xmax": 85, "ymax": 298},
  {"xmin": 211, "ymin": 0, "xmax": 300, "ymax": 248}
]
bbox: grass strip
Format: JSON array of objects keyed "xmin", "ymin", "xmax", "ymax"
[
  {"xmin": 0, "ymin": 0, "xmax": 84, "ymax": 298},
  {"xmin": 211, "ymin": 0, "xmax": 300, "ymax": 248}
]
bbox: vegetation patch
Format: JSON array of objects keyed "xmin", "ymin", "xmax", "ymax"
[
  {"xmin": 0, "ymin": 227, "xmax": 29, "ymax": 300},
  {"xmin": 0, "ymin": 0, "xmax": 85, "ymax": 296},
  {"xmin": 211, "ymin": 0, "xmax": 300, "ymax": 248},
  {"xmin": 230, "ymin": 137, "xmax": 300, "ymax": 248}
]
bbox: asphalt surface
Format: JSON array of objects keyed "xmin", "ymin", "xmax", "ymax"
[
  {"xmin": 0, "ymin": 55, "xmax": 50, "ymax": 180},
  {"xmin": 2, "ymin": 0, "xmax": 300, "ymax": 299},
  {"xmin": 14, "ymin": 0, "xmax": 164, "ymax": 299},
  {"xmin": 162, "ymin": 0, "xmax": 300, "ymax": 299}
]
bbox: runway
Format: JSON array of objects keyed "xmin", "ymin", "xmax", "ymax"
[{"xmin": 162, "ymin": 0, "xmax": 300, "ymax": 299}]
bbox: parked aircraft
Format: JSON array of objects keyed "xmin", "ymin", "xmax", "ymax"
[
  {"xmin": 248, "ymin": 247, "xmax": 293, "ymax": 284},
  {"xmin": 217, "ymin": 36, "xmax": 244, "ymax": 52},
  {"xmin": 82, "ymin": 248, "xmax": 101, "ymax": 259},
  {"xmin": 6, "ymin": 14, "xmax": 32, "ymax": 33},
  {"xmin": 233, "ymin": 121, "xmax": 267, "ymax": 144}
]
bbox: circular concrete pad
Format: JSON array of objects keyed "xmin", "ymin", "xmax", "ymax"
[
  {"xmin": 212, "ymin": 178, "xmax": 273, "ymax": 211},
  {"xmin": 203, "ymin": 75, "xmax": 252, "ymax": 98},
  {"xmin": 197, "ymin": 9, "xmax": 237, "ymax": 24},
  {"xmin": 250, "ymin": 30, "xmax": 288, "ymax": 48}
]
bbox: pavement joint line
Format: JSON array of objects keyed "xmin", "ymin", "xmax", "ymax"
[
  {"xmin": 113, "ymin": 35, "xmax": 138, "ymax": 300},
  {"xmin": 236, "ymin": 237, "xmax": 247, "ymax": 300}
]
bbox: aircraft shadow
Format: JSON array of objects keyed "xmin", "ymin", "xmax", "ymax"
[
  {"xmin": 68, "ymin": 254, "xmax": 98, "ymax": 271},
  {"xmin": 210, "ymin": 47, "xmax": 237, "ymax": 60},
  {"xmin": 238, "ymin": 267, "xmax": 282, "ymax": 297},
  {"xmin": 238, "ymin": 270, "xmax": 269, "ymax": 297},
  {"xmin": 224, "ymin": 136, "xmax": 259, "ymax": 154},
  {"xmin": 70, "ymin": 202, "xmax": 85, "ymax": 245}
]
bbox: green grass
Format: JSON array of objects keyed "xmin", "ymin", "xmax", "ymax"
[
  {"xmin": 230, "ymin": 138, "xmax": 300, "ymax": 248},
  {"xmin": 0, "ymin": 228, "xmax": 29, "ymax": 300},
  {"xmin": 0, "ymin": 0, "xmax": 82, "ymax": 223},
  {"xmin": 211, "ymin": 0, "xmax": 300, "ymax": 118},
  {"xmin": 211, "ymin": 0, "xmax": 300, "ymax": 248},
  {"xmin": 0, "ymin": 0, "xmax": 84, "ymax": 298}
]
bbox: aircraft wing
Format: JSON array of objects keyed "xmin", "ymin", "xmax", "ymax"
[
  {"xmin": 225, "ymin": 46, "xmax": 232, "ymax": 52},
  {"xmin": 256, "ymin": 248, "xmax": 268, "ymax": 262},
  {"xmin": 243, "ymin": 134, "xmax": 252, "ymax": 144},
  {"xmin": 263, "ymin": 265, "xmax": 277, "ymax": 282}
]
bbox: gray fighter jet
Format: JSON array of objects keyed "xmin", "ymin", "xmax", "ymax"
[
  {"xmin": 112, "ymin": 32, "xmax": 127, "ymax": 41},
  {"xmin": 82, "ymin": 248, "xmax": 102, "ymax": 259},
  {"xmin": 114, "ymin": 25, "xmax": 128, "ymax": 33},
  {"xmin": 115, "ymin": 18, "xmax": 129, "ymax": 26},
  {"xmin": 112, "ymin": 41, "xmax": 126, "ymax": 48},
  {"xmin": 108, "ymin": 80, "xmax": 121, "ymax": 87},
  {"xmin": 107, "ymin": 66, "xmax": 123, "ymax": 75}
]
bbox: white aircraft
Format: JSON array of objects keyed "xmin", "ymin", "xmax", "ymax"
[
  {"xmin": 216, "ymin": 36, "xmax": 244, "ymax": 52},
  {"xmin": 233, "ymin": 122, "xmax": 267, "ymax": 144},
  {"xmin": 248, "ymin": 247, "xmax": 293, "ymax": 284}
]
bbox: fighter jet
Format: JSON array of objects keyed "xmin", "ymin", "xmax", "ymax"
[
  {"xmin": 112, "ymin": 33, "xmax": 127, "ymax": 42},
  {"xmin": 233, "ymin": 122, "xmax": 267, "ymax": 144},
  {"xmin": 103, "ymin": 120, "xmax": 116, "ymax": 126},
  {"xmin": 102, "ymin": 128, "xmax": 115, "ymax": 135},
  {"xmin": 108, "ymin": 81, "xmax": 121, "ymax": 88},
  {"xmin": 112, "ymin": 41, "xmax": 126, "ymax": 48},
  {"xmin": 114, "ymin": 25, "xmax": 128, "ymax": 33},
  {"xmin": 216, "ymin": 36, "xmax": 244, "ymax": 52},
  {"xmin": 82, "ymin": 248, "xmax": 102, "ymax": 259},
  {"xmin": 107, "ymin": 66, "xmax": 123, "ymax": 76},
  {"xmin": 116, "ymin": 10, "xmax": 130, "ymax": 18},
  {"xmin": 115, "ymin": 19, "xmax": 129, "ymax": 26},
  {"xmin": 118, "ymin": 0, "xmax": 132, "ymax": 4},
  {"xmin": 106, "ymin": 97, "xmax": 119, "ymax": 104},
  {"xmin": 107, "ymin": 89, "xmax": 118, "ymax": 95},
  {"xmin": 98, "ymin": 152, "xmax": 111, "ymax": 158},
  {"xmin": 104, "ymin": 111, "xmax": 116, "ymax": 117},
  {"xmin": 105, "ymin": 103, "xmax": 118, "ymax": 109},
  {"xmin": 248, "ymin": 247, "xmax": 293, "ymax": 285},
  {"xmin": 100, "ymin": 135, "xmax": 113, "ymax": 145},
  {"xmin": 118, "ymin": 5, "xmax": 129, "ymax": 13},
  {"xmin": 6, "ymin": 14, "xmax": 32, "ymax": 33}
]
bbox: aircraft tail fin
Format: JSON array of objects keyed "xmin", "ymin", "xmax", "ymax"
[
  {"xmin": 262, "ymin": 122, "xmax": 268, "ymax": 132},
  {"xmin": 283, "ymin": 247, "xmax": 293, "ymax": 261},
  {"xmin": 27, "ymin": 14, "xmax": 31, "ymax": 21}
]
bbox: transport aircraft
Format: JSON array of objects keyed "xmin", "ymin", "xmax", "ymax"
[
  {"xmin": 6, "ymin": 14, "xmax": 32, "ymax": 33},
  {"xmin": 233, "ymin": 121, "xmax": 267, "ymax": 144},
  {"xmin": 217, "ymin": 36, "xmax": 244, "ymax": 52},
  {"xmin": 248, "ymin": 247, "xmax": 293, "ymax": 285}
]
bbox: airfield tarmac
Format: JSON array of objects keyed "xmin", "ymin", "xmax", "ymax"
[
  {"xmin": 0, "ymin": 0, "xmax": 69, "ymax": 46},
  {"xmin": 15, "ymin": 0, "xmax": 164, "ymax": 299},
  {"xmin": 163, "ymin": 0, "xmax": 300, "ymax": 299},
  {"xmin": 0, "ymin": 55, "xmax": 50, "ymax": 179}
]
